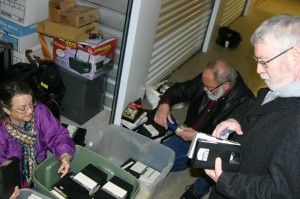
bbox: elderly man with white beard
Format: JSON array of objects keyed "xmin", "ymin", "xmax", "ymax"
[
  {"xmin": 154, "ymin": 58, "xmax": 254, "ymax": 199},
  {"xmin": 205, "ymin": 14, "xmax": 300, "ymax": 199}
]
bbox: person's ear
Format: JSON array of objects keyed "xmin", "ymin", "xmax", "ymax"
[
  {"xmin": 3, "ymin": 107, "xmax": 11, "ymax": 116},
  {"xmin": 223, "ymin": 82, "xmax": 232, "ymax": 91},
  {"xmin": 291, "ymin": 46, "xmax": 300, "ymax": 66}
]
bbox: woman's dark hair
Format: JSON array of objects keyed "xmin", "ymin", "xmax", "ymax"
[{"xmin": 0, "ymin": 79, "xmax": 34, "ymax": 122}]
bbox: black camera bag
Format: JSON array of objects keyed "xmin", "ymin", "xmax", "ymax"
[{"xmin": 216, "ymin": 27, "xmax": 242, "ymax": 48}]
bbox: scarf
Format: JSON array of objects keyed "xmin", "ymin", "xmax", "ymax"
[{"xmin": 4, "ymin": 114, "xmax": 38, "ymax": 188}]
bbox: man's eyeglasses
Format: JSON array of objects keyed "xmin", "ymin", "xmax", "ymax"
[
  {"xmin": 12, "ymin": 101, "xmax": 36, "ymax": 115},
  {"xmin": 203, "ymin": 82, "xmax": 225, "ymax": 92},
  {"xmin": 253, "ymin": 47, "xmax": 293, "ymax": 68}
]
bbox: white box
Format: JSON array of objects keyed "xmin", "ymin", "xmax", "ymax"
[
  {"xmin": 1, "ymin": 31, "xmax": 40, "ymax": 53},
  {"xmin": 0, "ymin": 0, "xmax": 48, "ymax": 26},
  {"xmin": 12, "ymin": 35, "xmax": 53, "ymax": 64},
  {"xmin": 0, "ymin": 16, "xmax": 40, "ymax": 52},
  {"xmin": 0, "ymin": 16, "xmax": 37, "ymax": 37}
]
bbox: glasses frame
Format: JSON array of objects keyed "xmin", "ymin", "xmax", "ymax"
[
  {"xmin": 203, "ymin": 82, "xmax": 226, "ymax": 92},
  {"xmin": 253, "ymin": 47, "xmax": 293, "ymax": 68},
  {"xmin": 12, "ymin": 101, "xmax": 36, "ymax": 115}
]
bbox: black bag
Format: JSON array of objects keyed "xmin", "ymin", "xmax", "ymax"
[
  {"xmin": 4, "ymin": 60, "xmax": 65, "ymax": 119},
  {"xmin": 216, "ymin": 27, "xmax": 241, "ymax": 48}
]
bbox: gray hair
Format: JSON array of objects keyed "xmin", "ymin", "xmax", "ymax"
[
  {"xmin": 250, "ymin": 14, "xmax": 300, "ymax": 50},
  {"xmin": 206, "ymin": 58, "xmax": 238, "ymax": 85}
]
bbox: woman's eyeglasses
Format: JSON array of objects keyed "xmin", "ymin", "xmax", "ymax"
[{"xmin": 12, "ymin": 101, "xmax": 36, "ymax": 115}]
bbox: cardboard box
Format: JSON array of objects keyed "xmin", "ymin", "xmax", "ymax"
[
  {"xmin": 36, "ymin": 20, "xmax": 99, "ymax": 42},
  {"xmin": 12, "ymin": 36, "xmax": 53, "ymax": 64},
  {"xmin": 49, "ymin": 0, "xmax": 99, "ymax": 27},
  {"xmin": 0, "ymin": 17, "xmax": 37, "ymax": 37},
  {"xmin": 0, "ymin": 0, "xmax": 48, "ymax": 26},
  {"xmin": 0, "ymin": 31, "xmax": 39, "ymax": 53},
  {"xmin": 60, "ymin": 6, "xmax": 99, "ymax": 27},
  {"xmin": 53, "ymin": 37, "xmax": 117, "ymax": 80},
  {"xmin": 0, "ymin": 17, "xmax": 39, "ymax": 52},
  {"xmin": 49, "ymin": 0, "xmax": 76, "ymax": 23}
]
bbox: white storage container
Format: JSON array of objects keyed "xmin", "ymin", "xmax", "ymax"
[{"xmin": 86, "ymin": 124, "xmax": 175, "ymax": 199}]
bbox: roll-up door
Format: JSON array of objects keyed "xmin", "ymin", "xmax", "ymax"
[
  {"xmin": 219, "ymin": 0, "xmax": 247, "ymax": 26},
  {"xmin": 146, "ymin": 0, "xmax": 214, "ymax": 86}
]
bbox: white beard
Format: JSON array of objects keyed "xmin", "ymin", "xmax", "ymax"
[{"xmin": 207, "ymin": 86, "xmax": 225, "ymax": 101}]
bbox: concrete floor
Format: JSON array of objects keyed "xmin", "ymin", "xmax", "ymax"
[{"xmin": 61, "ymin": 0, "xmax": 300, "ymax": 198}]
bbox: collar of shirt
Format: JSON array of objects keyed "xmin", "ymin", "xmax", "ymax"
[{"xmin": 273, "ymin": 80, "xmax": 300, "ymax": 98}]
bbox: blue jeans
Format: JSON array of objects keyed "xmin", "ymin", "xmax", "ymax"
[{"xmin": 163, "ymin": 135, "xmax": 213, "ymax": 195}]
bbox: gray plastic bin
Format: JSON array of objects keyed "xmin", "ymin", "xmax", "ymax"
[
  {"xmin": 17, "ymin": 188, "xmax": 52, "ymax": 199},
  {"xmin": 86, "ymin": 124, "xmax": 175, "ymax": 199}
]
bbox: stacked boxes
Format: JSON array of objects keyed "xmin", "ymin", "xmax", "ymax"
[
  {"xmin": 35, "ymin": 0, "xmax": 115, "ymax": 122},
  {"xmin": 37, "ymin": 0, "xmax": 100, "ymax": 42},
  {"xmin": 0, "ymin": 0, "xmax": 49, "ymax": 64}
]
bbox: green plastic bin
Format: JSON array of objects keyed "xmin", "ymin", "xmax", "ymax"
[{"xmin": 32, "ymin": 145, "xmax": 139, "ymax": 199}]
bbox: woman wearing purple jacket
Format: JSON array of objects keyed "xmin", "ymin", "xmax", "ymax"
[{"xmin": 0, "ymin": 79, "xmax": 75, "ymax": 197}]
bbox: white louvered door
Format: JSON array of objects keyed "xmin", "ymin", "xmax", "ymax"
[
  {"xmin": 146, "ymin": 0, "xmax": 215, "ymax": 86},
  {"xmin": 220, "ymin": 0, "xmax": 248, "ymax": 26}
]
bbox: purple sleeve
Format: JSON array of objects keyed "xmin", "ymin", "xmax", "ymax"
[
  {"xmin": 34, "ymin": 103, "xmax": 75, "ymax": 162},
  {"xmin": 0, "ymin": 126, "xmax": 20, "ymax": 164}
]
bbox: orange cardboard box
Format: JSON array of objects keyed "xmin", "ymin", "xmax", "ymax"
[
  {"xmin": 36, "ymin": 20, "xmax": 99, "ymax": 42},
  {"xmin": 60, "ymin": 6, "xmax": 99, "ymax": 27},
  {"xmin": 49, "ymin": 0, "xmax": 76, "ymax": 23}
]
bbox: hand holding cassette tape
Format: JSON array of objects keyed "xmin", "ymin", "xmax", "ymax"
[{"xmin": 188, "ymin": 131, "xmax": 242, "ymax": 172}]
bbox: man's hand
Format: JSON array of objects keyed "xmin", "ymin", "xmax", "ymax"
[
  {"xmin": 213, "ymin": 118, "xmax": 243, "ymax": 139},
  {"xmin": 154, "ymin": 103, "xmax": 172, "ymax": 129},
  {"xmin": 205, "ymin": 157, "xmax": 223, "ymax": 182},
  {"xmin": 176, "ymin": 126, "xmax": 196, "ymax": 141},
  {"xmin": 58, "ymin": 153, "xmax": 72, "ymax": 178}
]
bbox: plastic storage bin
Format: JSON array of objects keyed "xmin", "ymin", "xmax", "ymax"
[
  {"xmin": 18, "ymin": 188, "xmax": 52, "ymax": 199},
  {"xmin": 86, "ymin": 124, "xmax": 175, "ymax": 199},
  {"xmin": 33, "ymin": 145, "xmax": 139, "ymax": 199}
]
